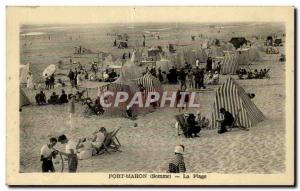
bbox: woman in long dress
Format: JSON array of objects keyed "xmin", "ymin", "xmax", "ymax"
[{"xmin": 26, "ymin": 72, "xmax": 34, "ymax": 89}]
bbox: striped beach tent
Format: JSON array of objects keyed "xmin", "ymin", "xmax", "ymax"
[
  {"xmin": 132, "ymin": 72, "xmax": 163, "ymax": 101},
  {"xmin": 211, "ymin": 78, "xmax": 265, "ymax": 129},
  {"xmin": 221, "ymin": 52, "xmax": 239, "ymax": 75}
]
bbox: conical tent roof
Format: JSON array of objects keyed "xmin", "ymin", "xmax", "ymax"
[
  {"xmin": 121, "ymin": 60, "xmax": 144, "ymax": 80},
  {"xmin": 210, "ymin": 46, "xmax": 224, "ymax": 58},
  {"xmin": 156, "ymin": 59, "xmax": 172, "ymax": 73},
  {"xmin": 196, "ymin": 49, "xmax": 208, "ymax": 63},
  {"xmin": 20, "ymin": 64, "xmax": 29, "ymax": 84},
  {"xmin": 211, "ymin": 78, "xmax": 265, "ymax": 129},
  {"xmin": 20, "ymin": 88, "xmax": 31, "ymax": 107},
  {"xmin": 237, "ymin": 48, "xmax": 251, "ymax": 65},
  {"xmin": 221, "ymin": 52, "xmax": 239, "ymax": 75},
  {"xmin": 248, "ymin": 47, "xmax": 261, "ymax": 62}
]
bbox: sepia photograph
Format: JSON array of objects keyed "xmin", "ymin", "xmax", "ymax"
[{"xmin": 6, "ymin": 6, "xmax": 294, "ymax": 185}]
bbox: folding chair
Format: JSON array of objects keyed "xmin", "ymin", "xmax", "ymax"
[
  {"xmin": 101, "ymin": 127, "xmax": 122, "ymax": 154},
  {"xmin": 175, "ymin": 114, "xmax": 188, "ymax": 136}
]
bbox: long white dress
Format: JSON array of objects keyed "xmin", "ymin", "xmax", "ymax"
[{"xmin": 26, "ymin": 74, "xmax": 34, "ymax": 89}]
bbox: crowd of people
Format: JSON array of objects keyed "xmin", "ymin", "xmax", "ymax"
[{"xmin": 237, "ymin": 68, "xmax": 270, "ymax": 79}]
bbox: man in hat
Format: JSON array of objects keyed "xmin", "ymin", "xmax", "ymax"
[{"xmin": 168, "ymin": 145, "xmax": 186, "ymax": 173}]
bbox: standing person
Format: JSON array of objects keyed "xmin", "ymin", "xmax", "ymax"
[
  {"xmin": 58, "ymin": 135, "xmax": 79, "ymax": 173},
  {"xmin": 195, "ymin": 58, "xmax": 200, "ymax": 68},
  {"xmin": 26, "ymin": 72, "xmax": 34, "ymax": 89},
  {"xmin": 68, "ymin": 95, "xmax": 75, "ymax": 129},
  {"xmin": 76, "ymin": 72, "xmax": 81, "ymax": 88},
  {"xmin": 68, "ymin": 69, "xmax": 75, "ymax": 87},
  {"xmin": 143, "ymin": 40, "xmax": 146, "ymax": 47},
  {"xmin": 150, "ymin": 66, "xmax": 157, "ymax": 77},
  {"xmin": 216, "ymin": 108, "xmax": 234, "ymax": 134},
  {"xmin": 194, "ymin": 67, "xmax": 200, "ymax": 89},
  {"xmin": 50, "ymin": 74, "xmax": 55, "ymax": 89},
  {"xmin": 157, "ymin": 68, "xmax": 164, "ymax": 83},
  {"xmin": 168, "ymin": 145, "xmax": 186, "ymax": 173},
  {"xmin": 175, "ymin": 89, "xmax": 183, "ymax": 113},
  {"xmin": 199, "ymin": 69, "xmax": 206, "ymax": 89},
  {"xmin": 206, "ymin": 57, "xmax": 213, "ymax": 72},
  {"xmin": 178, "ymin": 68, "xmax": 187, "ymax": 90},
  {"xmin": 45, "ymin": 76, "xmax": 50, "ymax": 90},
  {"xmin": 74, "ymin": 68, "xmax": 78, "ymax": 88},
  {"xmin": 187, "ymin": 70, "xmax": 194, "ymax": 89},
  {"xmin": 40, "ymin": 137, "xmax": 58, "ymax": 173}
]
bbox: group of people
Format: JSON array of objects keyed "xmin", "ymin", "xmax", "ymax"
[
  {"xmin": 176, "ymin": 111, "xmax": 210, "ymax": 138},
  {"xmin": 44, "ymin": 74, "xmax": 55, "ymax": 90},
  {"xmin": 35, "ymin": 89, "xmax": 69, "ymax": 105},
  {"xmin": 237, "ymin": 68, "xmax": 270, "ymax": 79},
  {"xmin": 40, "ymin": 127, "xmax": 113, "ymax": 173},
  {"xmin": 68, "ymin": 68, "xmax": 86, "ymax": 88},
  {"xmin": 144, "ymin": 57, "xmax": 221, "ymax": 89}
]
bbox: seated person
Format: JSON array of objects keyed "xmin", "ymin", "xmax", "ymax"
[
  {"xmin": 108, "ymin": 69, "xmax": 117, "ymax": 81},
  {"xmin": 77, "ymin": 137, "xmax": 93, "ymax": 160},
  {"xmin": 253, "ymin": 69, "xmax": 259, "ymax": 79},
  {"xmin": 94, "ymin": 97, "xmax": 104, "ymax": 115},
  {"xmin": 216, "ymin": 108, "xmax": 234, "ymax": 134},
  {"xmin": 247, "ymin": 71, "xmax": 254, "ymax": 79},
  {"xmin": 59, "ymin": 90, "xmax": 69, "ymax": 104},
  {"xmin": 186, "ymin": 113, "xmax": 201, "ymax": 137},
  {"xmin": 91, "ymin": 127, "xmax": 107, "ymax": 154},
  {"xmin": 35, "ymin": 90, "xmax": 47, "ymax": 105},
  {"xmin": 126, "ymin": 105, "xmax": 136, "ymax": 120},
  {"xmin": 48, "ymin": 92, "xmax": 59, "ymax": 104},
  {"xmin": 212, "ymin": 71, "xmax": 219, "ymax": 83}
]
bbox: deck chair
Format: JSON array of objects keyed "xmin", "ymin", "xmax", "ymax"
[
  {"xmin": 175, "ymin": 114, "xmax": 188, "ymax": 136},
  {"xmin": 101, "ymin": 127, "xmax": 122, "ymax": 154}
]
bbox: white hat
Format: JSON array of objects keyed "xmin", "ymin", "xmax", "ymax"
[{"xmin": 174, "ymin": 145, "xmax": 184, "ymax": 154}]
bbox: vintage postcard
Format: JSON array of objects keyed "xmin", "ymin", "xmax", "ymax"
[{"xmin": 6, "ymin": 6, "xmax": 294, "ymax": 185}]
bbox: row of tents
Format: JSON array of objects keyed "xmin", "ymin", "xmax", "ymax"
[{"xmin": 20, "ymin": 66, "xmax": 266, "ymax": 129}]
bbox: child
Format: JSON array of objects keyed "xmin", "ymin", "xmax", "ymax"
[{"xmin": 40, "ymin": 137, "xmax": 58, "ymax": 172}]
